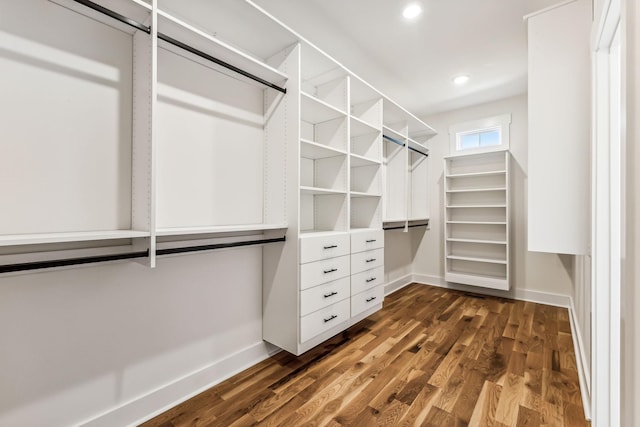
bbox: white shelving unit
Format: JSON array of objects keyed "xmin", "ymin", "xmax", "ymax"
[
  {"xmin": 0, "ymin": 0, "xmax": 291, "ymax": 270},
  {"xmin": 444, "ymin": 150, "xmax": 510, "ymax": 290}
]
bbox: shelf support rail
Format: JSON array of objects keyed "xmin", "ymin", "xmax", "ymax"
[
  {"xmin": 383, "ymin": 134, "xmax": 429, "ymax": 157},
  {"xmin": 69, "ymin": 0, "xmax": 287, "ymax": 93}
]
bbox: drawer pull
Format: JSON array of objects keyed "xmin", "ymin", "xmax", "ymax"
[
  {"xmin": 324, "ymin": 291, "xmax": 338, "ymax": 298},
  {"xmin": 366, "ymin": 296, "xmax": 377, "ymax": 302},
  {"xmin": 323, "ymin": 268, "xmax": 338, "ymax": 274},
  {"xmin": 365, "ymin": 239, "xmax": 377, "ymax": 243},
  {"xmin": 365, "ymin": 258, "xmax": 376, "ymax": 263},
  {"xmin": 366, "ymin": 277, "xmax": 376, "ymax": 283},
  {"xmin": 323, "ymin": 245, "xmax": 338, "ymax": 249},
  {"xmin": 324, "ymin": 314, "xmax": 337, "ymax": 323}
]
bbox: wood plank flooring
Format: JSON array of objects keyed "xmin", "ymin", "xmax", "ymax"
[{"xmin": 141, "ymin": 283, "xmax": 590, "ymax": 427}]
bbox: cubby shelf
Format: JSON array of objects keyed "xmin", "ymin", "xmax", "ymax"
[
  {"xmin": 447, "ymin": 170, "xmax": 507, "ymax": 179},
  {"xmin": 447, "ymin": 204, "xmax": 507, "ymax": 208},
  {"xmin": 350, "ymin": 154, "xmax": 381, "ymax": 167},
  {"xmin": 350, "ymin": 116, "xmax": 379, "ymax": 137},
  {"xmin": 446, "ymin": 220, "xmax": 507, "ymax": 225},
  {"xmin": 301, "ymin": 92, "xmax": 347, "ymax": 123},
  {"xmin": 446, "ymin": 187, "xmax": 506, "ymax": 193},
  {"xmin": 300, "ymin": 186, "xmax": 347, "ymax": 196},
  {"xmin": 301, "ymin": 139, "xmax": 347, "ymax": 159},
  {"xmin": 350, "ymin": 191, "xmax": 382, "ymax": 198},
  {"xmin": 382, "ymin": 125, "xmax": 407, "ymax": 141}
]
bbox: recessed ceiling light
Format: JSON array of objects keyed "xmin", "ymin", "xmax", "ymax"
[
  {"xmin": 403, "ymin": 3, "xmax": 423, "ymax": 19},
  {"xmin": 452, "ymin": 74, "xmax": 470, "ymax": 85}
]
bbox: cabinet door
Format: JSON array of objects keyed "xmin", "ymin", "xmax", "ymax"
[{"xmin": 527, "ymin": 0, "xmax": 591, "ymax": 255}]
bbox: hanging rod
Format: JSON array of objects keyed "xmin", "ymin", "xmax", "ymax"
[
  {"xmin": 383, "ymin": 223, "xmax": 429, "ymax": 231},
  {"xmin": 72, "ymin": 0, "xmax": 151, "ymax": 33},
  {"xmin": 383, "ymin": 134, "xmax": 429, "ymax": 157},
  {"xmin": 69, "ymin": 0, "xmax": 287, "ymax": 93},
  {"xmin": 0, "ymin": 250, "xmax": 149, "ymax": 274},
  {"xmin": 156, "ymin": 236, "xmax": 286, "ymax": 256}
]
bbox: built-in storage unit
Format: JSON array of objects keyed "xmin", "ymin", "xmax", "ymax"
[
  {"xmin": 0, "ymin": 0, "xmax": 290, "ymax": 273},
  {"xmin": 382, "ymin": 101, "xmax": 435, "ymax": 230},
  {"xmin": 444, "ymin": 150, "xmax": 510, "ymax": 290},
  {"xmin": 526, "ymin": 0, "xmax": 590, "ymax": 255},
  {"xmin": 2, "ymin": 0, "xmax": 436, "ymax": 356}
]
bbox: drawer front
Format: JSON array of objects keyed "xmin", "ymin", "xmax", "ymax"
[
  {"xmin": 350, "ymin": 248, "xmax": 384, "ymax": 275},
  {"xmin": 300, "ymin": 255, "xmax": 350, "ymax": 290},
  {"xmin": 300, "ymin": 233, "xmax": 350, "ymax": 264},
  {"xmin": 350, "ymin": 229, "xmax": 384, "ymax": 253},
  {"xmin": 300, "ymin": 298, "xmax": 350, "ymax": 343},
  {"xmin": 351, "ymin": 286, "xmax": 384, "ymax": 317},
  {"xmin": 300, "ymin": 277, "xmax": 350, "ymax": 317},
  {"xmin": 351, "ymin": 266, "xmax": 384, "ymax": 296}
]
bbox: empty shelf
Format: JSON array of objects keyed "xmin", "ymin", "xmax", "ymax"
[
  {"xmin": 446, "ymin": 187, "xmax": 507, "ymax": 193},
  {"xmin": 447, "ymin": 254, "xmax": 507, "ymax": 264},
  {"xmin": 300, "ymin": 186, "xmax": 347, "ymax": 196},
  {"xmin": 156, "ymin": 223, "xmax": 287, "ymax": 237},
  {"xmin": 350, "ymin": 116, "xmax": 380, "ymax": 137},
  {"xmin": 447, "ymin": 238, "xmax": 507, "ymax": 245},
  {"xmin": 446, "ymin": 170, "xmax": 507, "ymax": 179},
  {"xmin": 301, "ymin": 92, "xmax": 346, "ymax": 123},
  {"xmin": 0, "ymin": 230, "xmax": 150, "ymax": 246},
  {"xmin": 301, "ymin": 139, "xmax": 347, "ymax": 159}
]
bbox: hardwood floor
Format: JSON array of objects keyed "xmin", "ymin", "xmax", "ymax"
[{"xmin": 141, "ymin": 283, "xmax": 590, "ymax": 427}]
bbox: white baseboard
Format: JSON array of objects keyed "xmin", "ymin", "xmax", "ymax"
[
  {"xmin": 568, "ymin": 296, "xmax": 592, "ymax": 421},
  {"xmin": 79, "ymin": 342, "xmax": 280, "ymax": 427},
  {"xmin": 384, "ymin": 273, "xmax": 414, "ymax": 296},
  {"xmin": 412, "ymin": 274, "xmax": 571, "ymax": 308}
]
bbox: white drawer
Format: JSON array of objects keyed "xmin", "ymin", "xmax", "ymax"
[
  {"xmin": 350, "ymin": 229, "xmax": 384, "ymax": 253},
  {"xmin": 300, "ymin": 277, "xmax": 350, "ymax": 316},
  {"xmin": 351, "ymin": 286, "xmax": 384, "ymax": 317},
  {"xmin": 300, "ymin": 233, "xmax": 350, "ymax": 264},
  {"xmin": 351, "ymin": 248, "xmax": 384, "ymax": 275},
  {"xmin": 351, "ymin": 266, "xmax": 384, "ymax": 296},
  {"xmin": 300, "ymin": 255, "xmax": 350, "ymax": 290},
  {"xmin": 300, "ymin": 298, "xmax": 350, "ymax": 343}
]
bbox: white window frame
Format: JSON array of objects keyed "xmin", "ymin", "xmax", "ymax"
[{"xmin": 448, "ymin": 113, "xmax": 511, "ymax": 156}]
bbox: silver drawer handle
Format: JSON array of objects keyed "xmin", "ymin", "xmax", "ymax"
[
  {"xmin": 366, "ymin": 277, "xmax": 376, "ymax": 283},
  {"xmin": 324, "ymin": 314, "xmax": 337, "ymax": 323},
  {"xmin": 365, "ymin": 258, "xmax": 376, "ymax": 263},
  {"xmin": 366, "ymin": 296, "xmax": 377, "ymax": 302},
  {"xmin": 323, "ymin": 245, "xmax": 337, "ymax": 249},
  {"xmin": 323, "ymin": 268, "xmax": 337, "ymax": 274},
  {"xmin": 324, "ymin": 291, "xmax": 338, "ymax": 298},
  {"xmin": 365, "ymin": 239, "xmax": 376, "ymax": 243}
]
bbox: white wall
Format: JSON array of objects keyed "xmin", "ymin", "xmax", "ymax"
[
  {"xmin": 0, "ymin": 248, "xmax": 271, "ymax": 426},
  {"xmin": 621, "ymin": 0, "xmax": 640, "ymax": 423},
  {"xmin": 414, "ymin": 94, "xmax": 574, "ymax": 298}
]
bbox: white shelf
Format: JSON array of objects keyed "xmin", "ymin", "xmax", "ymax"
[
  {"xmin": 156, "ymin": 9, "xmax": 288, "ymax": 87},
  {"xmin": 447, "ymin": 238, "xmax": 507, "ymax": 245},
  {"xmin": 301, "ymin": 92, "xmax": 347, "ymax": 123},
  {"xmin": 446, "ymin": 221, "xmax": 507, "ymax": 225},
  {"xmin": 0, "ymin": 230, "xmax": 150, "ymax": 247},
  {"xmin": 447, "ymin": 204, "xmax": 507, "ymax": 208},
  {"xmin": 446, "ymin": 170, "xmax": 506, "ymax": 179},
  {"xmin": 407, "ymin": 138, "xmax": 428, "ymax": 153},
  {"xmin": 350, "ymin": 116, "xmax": 380, "ymax": 137},
  {"xmin": 350, "ymin": 191, "xmax": 382, "ymax": 198},
  {"xmin": 445, "ymin": 270, "xmax": 509, "ymax": 291},
  {"xmin": 350, "ymin": 153, "xmax": 381, "ymax": 167},
  {"xmin": 156, "ymin": 223, "xmax": 287, "ymax": 237},
  {"xmin": 446, "ymin": 187, "xmax": 506, "ymax": 193},
  {"xmin": 446, "ymin": 254, "xmax": 507, "ymax": 265},
  {"xmin": 300, "ymin": 186, "xmax": 347, "ymax": 196},
  {"xmin": 382, "ymin": 125, "xmax": 407, "ymax": 141},
  {"xmin": 301, "ymin": 139, "xmax": 347, "ymax": 159},
  {"xmin": 49, "ymin": 0, "xmax": 152, "ymax": 34},
  {"xmin": 299, "ymin": 229, "xmax": 348, "ymax": 237}
]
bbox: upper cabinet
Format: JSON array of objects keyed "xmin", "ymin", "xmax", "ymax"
[{"xmin": 526, "ymin": 0, "xmax": 591, "ymax": 255}]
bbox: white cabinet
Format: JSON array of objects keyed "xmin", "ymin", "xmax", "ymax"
[
  {"xmin": 527, "ymin": 0, "xmax": 591, "ymax": 255},
  {"xmin": 444, "ymin": 151, "xmax": 510, "ymax": 290}
]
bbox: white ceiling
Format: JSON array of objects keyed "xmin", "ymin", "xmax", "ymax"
[{"xmin": 251, "ymin": 0, "xmax": 562, "ymax": 117}]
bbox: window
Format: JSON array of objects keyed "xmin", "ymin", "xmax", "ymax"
[{"xmin": 449, "ymin": 114, "xmax": 511, "ymax": 155}]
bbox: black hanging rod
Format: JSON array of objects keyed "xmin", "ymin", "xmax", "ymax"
[
  {"xmin": 69, "ymin": 0, "xmax": 287, "ymax": 93},
  {"xmin": 156, "ymin": 236, "xmax": 286, "ymax": 256},
  {"xmin": 383, "ymin": 223, "xmax": 429, "ymax": 231},
  {"xmin": 0, "ymin": 250, "xmax": 149, "ymax": 274},
  {"xmin": 72, "ymin": 0, "xmax": 151, "ymax": 33},
  {"xmin": 382, "ymin": 134, "xmax": 429, "ymax": 157},
  {"xmin": 157, "ymin": 33, "xmax": 287, "ymax": 94}
]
